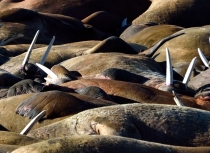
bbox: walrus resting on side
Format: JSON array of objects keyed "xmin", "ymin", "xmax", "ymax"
[
  {"xmin": 28, "ymin": 103, "xmax": 210, "ymax": 146},
  {"xmin": 11, "ymin": 135, "xmax": 210, "ymax": 153}
]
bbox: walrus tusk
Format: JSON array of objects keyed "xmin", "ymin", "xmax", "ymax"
[
  {"xmin": 21, "ymin": 30, "xmax": 40, "ymax": 68},
  {"xmin": 39, "ymin": 36, "xmax": 55, "ymax": 65},
  {"xmin": 182, "ymin": 57, "xmax": 197, "ymax": 86},
  {"xmin": 20, "ymin": 110, "xmax": 46, "ymax": 135},
  {"xmin": 146, "ymin": 32, "xmax": 185, "ymax": 57},
  {"xmin": 166, "ymin": 48, "xmax": 173, "ymax": 85},
  {"xmin": 0, "ymin": 33, "xmax": 24, "ymax": 46},
  {"xmin": 121, "ymin": 18, "xmax": 127, "ymax": 27},
  {"xmin": 36, "ymin": 63, "xmax": 58, "ymax": 80},
  {"xmin": 198, "ymin": 48, "xmax": 209, "ymax": 68},
  {"xmin": 172, "ymin": 90, "xmax": 184, "ymax": 106}
]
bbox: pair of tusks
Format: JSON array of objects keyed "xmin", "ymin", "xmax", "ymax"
[
  {"xmin": 166, "ymin": 48, "xmax": 196, "ymax": 107},
  {"xmin": 166, "ymin": 48, "xmax": 197, "ymax": 87},
  {"xmin": 21, "ymin": 30, "xmax": 55, "ymax": 69},
  {"xmin": 0, "ymin": 33, "xmax": 24, "ymax": 46}
]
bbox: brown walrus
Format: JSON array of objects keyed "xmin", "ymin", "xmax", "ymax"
[
  {"xmin": 11, "ymin": 135, "xmax": 210, "ymax": 153},
  {"xmin": 0, "ymin": 90, "xmax": 115, "ymax": 133},
  {"xmin": 27, "ymin": 103, "xmax": 210, "ymax": 146},
  {"xmin": 132, "ymin": 0, "xmax": 210, "ymax": 27}
]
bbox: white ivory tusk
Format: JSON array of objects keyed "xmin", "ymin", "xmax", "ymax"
[
  {"xmin": 182, "ymin": 57, "xmax": 197, "ymax": 85},
  {"xmin": 36, "ymin": 63, "xmax": 58, "ymax": 80},
  {"xmin": 20, "ymin": 110, "xmax": 46, "ymax": 135},
  {"xmin": 39, "ymin": 36, "xmax": 55, "ymax": 65},
  {"xmin": 166, "ymin": 48, "xmax": 173, "ymax": 85},
  {"xmin": 198, "ymin": 48, "xmax": 209, "ymax": 68},
  {"xmin": 22, "ymin": 30, "xmax": 40, "ymax": 67},
  {"xmin": 172, "ymin": 90, "xmax": 185, "ymax": 107}
]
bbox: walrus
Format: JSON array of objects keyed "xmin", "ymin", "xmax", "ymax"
[
  {"xmin": 132, "ymin": 0, "xmax": 210, "ymax": 27},
  {"xmin": 149, "ymin": 27, "xmax": 210, "ymax": 77},
  {"xmin": 15, "ymin": 90, "xmax": 116, "ymax": 120},
  {"xmin": 0, "ymin": 8, "xmax": 110, "ymax": 45},
  {"xmin": 0, "ymin": 87, "xmax": 117, "ymax": 132},
  {"xmin": 82, "ymin": 11, "xmax": 121, "ymax": 35},
  {"xmin": 27, "ymin": 103, "xmax": 210, "ymax": 146},
  {"xmin": 0, "ymin": 0, "xmax": 151, "ymax": 21},
  {"xmin": 122, "ymin": 24, "xmax": 184, "ymax": 48},
  {"xmin": 11, "ymin": 135, "xmax": 210, "ymax": 153}
]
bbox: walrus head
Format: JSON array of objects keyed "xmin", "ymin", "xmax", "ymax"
[{"xmin": 13, "ymin": 30, "xmax": 55, "ymax": 80}]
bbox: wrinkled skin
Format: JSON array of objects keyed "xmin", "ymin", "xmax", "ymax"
[
  {"xmin": 132, "ymin": 0, "xmax": 210, "ymax": 27},
  {"xmin": 15, "ymin": 90, "xmax": 115, "ymax": 119},
  {"xmin": 0, "ymin": 93, "xmax": 68, "ymax": 132},
  {"xmin": 11, "ymin": 135, "xmax": 210, "ymax": 153},
  {"xmin": 0, "ymin": 89, "xmax": 116, "ymax": 133},
  {"xmin": 27, "ymin": 104, "xmax": 210, "ymax": 147},
  {"xmin": 0, "ymin": 8, "xmax": 110, "ymax": 45},
  {"xmin": 7, "ymin": 79, "xmax": 45, "ymax": 97}
]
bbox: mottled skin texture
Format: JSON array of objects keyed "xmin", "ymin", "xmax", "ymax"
[
  {"xmin": 0, "ymin": 0, "xmax": 151, "ymax": 21},
  {"xmin": 11, "ymin": 135, "xmax": 210, "ymax": 153},
  {"xmin": 132, "ymin": 0, "xmax": 210, "ymax": 27},
  {"xmin": 151, "ymin": 27, "xmax": 210, "ymax": 77},
  {"xmin": 27, "ymin": 104, "xmax": 210, "ymax": 147},
  {"xmin": 123, "ymin": 24, "xmax": 184, "ymax": 48},
  {"xmin": 0, "ymin": 8, "xmax": 110, "ymax": 45}
]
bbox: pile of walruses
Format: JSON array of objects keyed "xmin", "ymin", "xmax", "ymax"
[{"xmin": 1, "ymin": 0, "xmax": 210, "ymax": 152}]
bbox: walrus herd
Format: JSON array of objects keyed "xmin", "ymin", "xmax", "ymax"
[{"xmin": 1, "ymin": 0, "xmax": 210, "ymax": 152}]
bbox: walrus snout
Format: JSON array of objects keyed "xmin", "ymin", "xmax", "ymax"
[{"xmin": 90, "ymin": 117, "xmax": 142, "ymax": 139}]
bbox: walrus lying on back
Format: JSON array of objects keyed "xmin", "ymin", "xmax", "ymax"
[{"xmin": 28, "ymin": 103, "xmax": 210, "ymax": 147}]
